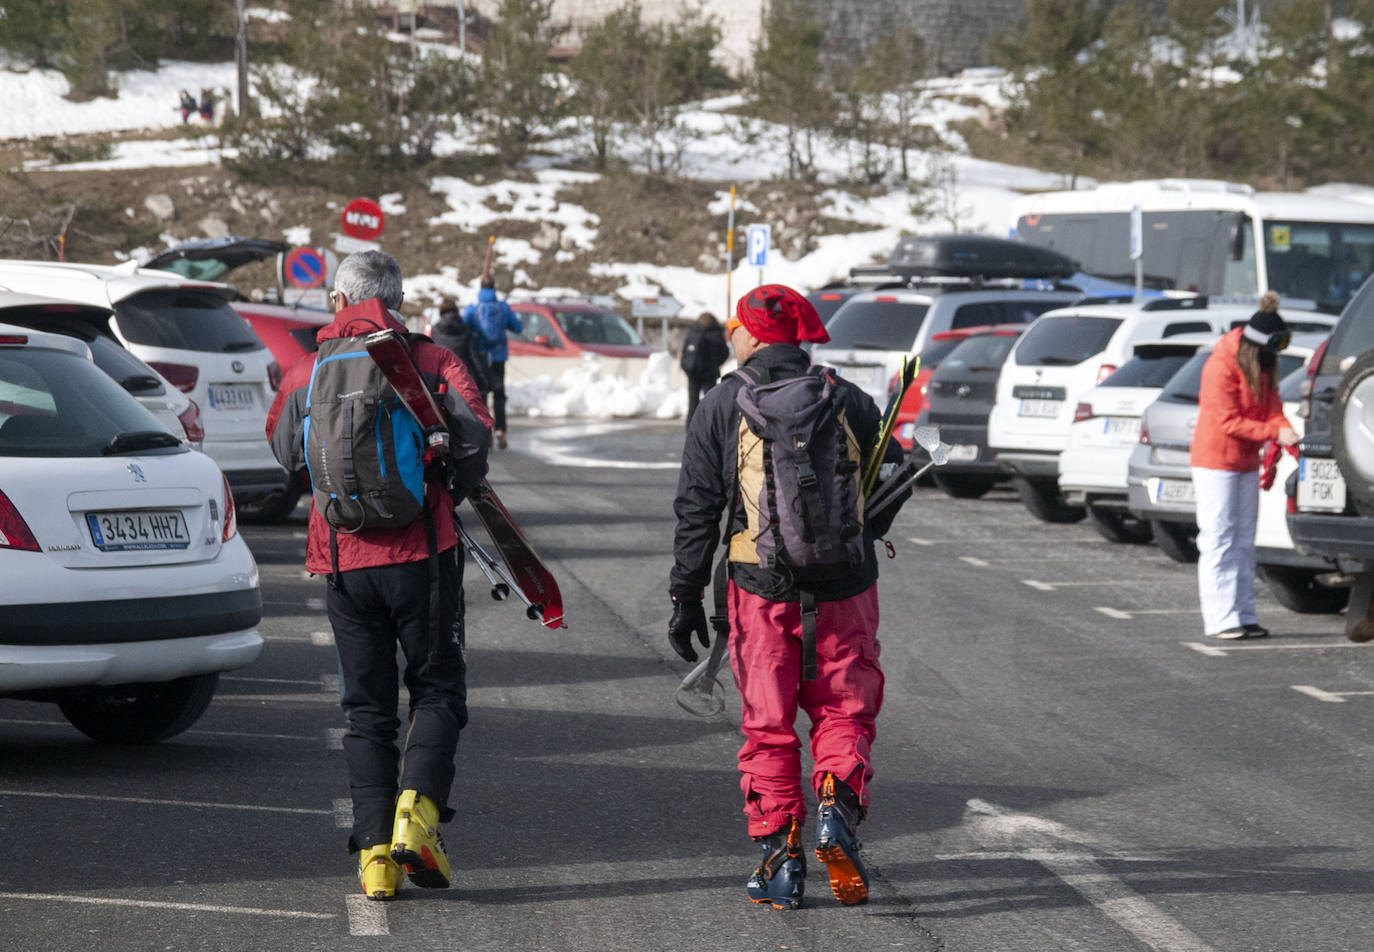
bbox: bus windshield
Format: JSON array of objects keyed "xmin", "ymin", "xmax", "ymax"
[{"xmin": 1263, "ymin": 220, "xmax": 1374, "ymax": 313}]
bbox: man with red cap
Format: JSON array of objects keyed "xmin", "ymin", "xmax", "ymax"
[{"xmin": 668, "ymin": 284, "xmax": 903, "ymax": 910}]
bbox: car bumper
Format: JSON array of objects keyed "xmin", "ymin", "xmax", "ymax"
[
  {"xmin": 1127, "ymin": 455, "xmax": 1196, "ymax": 521},
  {"xmin": 0, "ymin": 628, "xmax": 262, "ymax": 693},
  {"xmin": 225, "ymin": 466, "xmax": 291, "ymax": 501},
  {"xmin": 1287, "ymin": 510, "xmax": 1374, "ymax": 566},
  {"xmin": 994, "ymin": 450, "xmax": 1060, "ymax": 479},
  {"xmin": 1256, "ymin": 545, "xmax": 1342, "ymax": 572}
]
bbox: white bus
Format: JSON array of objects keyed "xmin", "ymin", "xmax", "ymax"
[{"xmin": 1010, "ymin": 179, "xmax": 1374, "ymax": 313}]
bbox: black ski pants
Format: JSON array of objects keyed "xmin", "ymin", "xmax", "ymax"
[
  {"xmin": 686, "ymin": 374, "xmax": 715, "ymax": 425},
  {"xmin": 490, "ymin": 360, "xmax": 508, "ymax": 431},
  {"xmin": 325, "ymin": 549, "xmax": 468, "ymax": 852}
]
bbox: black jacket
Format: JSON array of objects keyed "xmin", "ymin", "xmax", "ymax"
[
  {"xmin": 680, "ymin": 323, "xmax": 729, "ymax": 382},
  {"xmin": 670, "ymin": 344, "xmax": 901, "ymax": 603},
  {"xmin": 432, "ymin": 309, "xmax": 492, "ymax": 396}
]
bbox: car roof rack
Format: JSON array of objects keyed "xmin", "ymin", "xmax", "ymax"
[
  {"xmin": 1074, "ymin": 293, "xmax": 1137, "ymax": 306},
  {"xmin": 1141, "ymin": 295, "xmax": 1209, "ymax": 311}
]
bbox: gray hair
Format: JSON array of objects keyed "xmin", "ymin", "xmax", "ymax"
[{"xmin": 334, "ymin": 250, "xmax": 403, "ymax": 310}]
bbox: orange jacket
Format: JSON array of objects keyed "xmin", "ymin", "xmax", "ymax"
[{"xmin": 1189, "ymin": 328, "xmax": 1290, "ymax": 472}]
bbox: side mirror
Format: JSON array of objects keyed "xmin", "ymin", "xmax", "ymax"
[{"xmin": 533, "ymin": 334, "xmax": 552, "ymax": 347}]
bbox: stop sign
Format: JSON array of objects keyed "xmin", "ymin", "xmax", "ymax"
[{"xmin": 341, "ymin": 197, "xmax": 385, "ymax": 241}]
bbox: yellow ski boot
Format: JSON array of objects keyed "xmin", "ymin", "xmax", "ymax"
[
  {"xmin": 358, "ymin": 843, "xmax": 402, "ymax": 900},
  {"xmin": 390, "ymin": 789, "xmax": 451, "ymax": 888}
]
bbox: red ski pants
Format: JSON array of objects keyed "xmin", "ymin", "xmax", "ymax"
[{"xmin": 728, "ymin": 582, "xmax": 884, "ymax": 838}]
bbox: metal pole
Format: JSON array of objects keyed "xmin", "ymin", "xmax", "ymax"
[
  {"xmin": 725, "ymin": 185, "xmax": 735, "ymax": 316},
  {"xmin": 235, "ymin": 0, "xmax": 249, "ymax": 118},
  {"xmin": 459, "ymin": 0, "xmax": 467, "ymax": 54}
]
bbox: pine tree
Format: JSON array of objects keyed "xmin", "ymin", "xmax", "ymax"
[
  {"xmin": 751, "ymin": 0, "xmax": 830, "ymax": 180},
  {"xmin": 474, "ymin": 0, "xmax": 566, "ymax": 164}
]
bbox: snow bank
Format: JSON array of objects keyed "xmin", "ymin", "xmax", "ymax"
[{"xmin": 508, "ymin": 352, "xmax": 686, "ymax": 420}]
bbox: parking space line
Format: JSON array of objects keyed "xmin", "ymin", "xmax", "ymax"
[
  {"xmin": 345, "ymin": 894, "xmax": 390, "ymax": 935},
  {"xmin": 307, "ymin": 597, "xmax": 325, "ymax": 610},
  {"xmin": 1292, "ymin": 685, "xmax": 1374, "ymax": 703},
  {"xmin": 321, "ymin": 673, "xmax": 340, "ymax": 693},
  {"xmin": 1183, "ymin": 641, "xmax": 1370, "ymax": 657},
  {"xmin": 1097, "ymin": 607, "xmax": 1200, "ymax": 620},
  {"xmin": 960, "ymin": 556, "xmax": 990, "ymax": 567},
  {"xmin": 326, "ymin": 728, "xmax": 346, "ymax": 750},
  {"xmin": 311, "ymin": 630, "xmax": 336, "ymax": 646},
  {"xmin": 334, "ymin": 798, "xmax": 352, "ymax": 828},
  {"xmin": 216, "ymin": 693, "xmax": 338, "ymax": 705},
  {"xmin": 0, "ymin": 789, "xmax": 331, "ymax": 816},
  {"xmin": 1025, "ymin": 579, "xmax": 1155, "ymax": 591},
  {"xmin": 0, "ymin": 719, "xmax": 316, "ymax": 741},
  {"xmin": 907, "ymin": 537, "xmax": 936, "ymax": 546},
  {"xmin": 0, "ymin": 893, "xmax": 334, "ymax": 920},
  {"xmin": 225, "ymin": 676, "xmax": 322, "ymax": 686}
]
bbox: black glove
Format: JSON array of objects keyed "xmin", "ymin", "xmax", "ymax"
[{"xmin": 668, "ymin": 595, "xmax": 710, "ymax": 662}]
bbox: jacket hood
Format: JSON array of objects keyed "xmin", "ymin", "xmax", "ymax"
[
  {"xmin": 477, "ymin": 286, "xmax": 498, "ymax": 303},
  {"xmin": 1213, "ymin": 326, "xmax": 1243, "ymax": 362},
  {"xmin": 316, "ymin": 298, "xmax": 407, "ymax": 343}
]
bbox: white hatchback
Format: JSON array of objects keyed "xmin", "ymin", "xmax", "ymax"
[
  {"xmin": 0, "ymin": 259, "xmax": 288, "ymax": 510},
  {"xmin": 0, "ymin": 324, "xmax": 262, "ymax": 743}
]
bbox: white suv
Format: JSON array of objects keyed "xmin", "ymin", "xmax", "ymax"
[
  {"xmin": 988, "ymin": 298, "xmax": 1261, "ymax": 522},
  {"xmin": 0, "ymin": 259, "xmax": 288, "ymax": 509}
]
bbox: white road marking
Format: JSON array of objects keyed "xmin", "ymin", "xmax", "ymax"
[
  {"xmin": 0, "ymin": 893, "xmax": 333, "ymax": 920},
  {"xmin": 1184, "ymin": 642, "xmax": 1228, "ymax": 657},
  {"xmin": 345, "ymin": 894, "xmax": 390, "ymax": 935},
  {"xmin": 0, "ymin": 789, "xmax": 330, "ymax": 816},
  {"xmin": 960, "ymin": 556, "xmax": 990, "ymax": 567},
  {"xmin": 291, "ymin": 530, "xmax": 308, "ymax": 539},
  {"xmin": 1292, "ymin": 684, "xmax": 1374, "ymax": 703},
  {"xmin": 1024, "ymin": 579, "xmax": 1154, "ymax": 591},
  {"xmin": 1185, "ymin": 641, "xmax": 1371, "ymax": 656},
  {"xmin": 334, "ymin": 798, "xmax": 352, "ymax": 828},
  {"xmin": 0, "ymin": 719, "xmax": 315, "ymax": 741},
  {"xmin": 321, "ymin": 673, "xmax": 341, "ymax": 693},
  {"xmin": 307, "ymin": 597, "xmax": 326, "ymax": 610},
  {"xmin": 311, "ymin": 630, "xmax": 336, "ymax": 646},
  {"xmin": 520, "ymin": 422, "xmax": 681, "ymax": 470},
  {"xmin": 1096, "ymin": 607, "xmax": 1133, "ymax": 620},
  {"xmin": 1095, "ymin": 607, "xmax": 1200, "ymax": 619},
  {"xmin": 225, "ymin": 676, "xmax": 323, "ymax": 686},
  {"xmin": 215, "ymin": 693, "xmax": 339, "ymax": 705},
  {"xmin": 907, "ymin": 537, "xmax": 936, "ymax": 546},
  {"xmin": 326, "ymin": 727, "xmax": 346, "ymax": 750},
  {"xmin": 962, "ymin": 799, "xmax": 1217, "ymax": 952}
]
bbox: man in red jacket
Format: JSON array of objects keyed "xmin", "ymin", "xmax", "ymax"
[{"xmin": 266, "ymin": 251, "xmax": 491, "ymax": 900}]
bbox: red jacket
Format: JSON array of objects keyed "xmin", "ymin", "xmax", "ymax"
[
  {"xmin": 266, "ymin": 303, "xmax": 492, "ymax": 574},
  {"xmin": 1189, "ymin": 328, "xmax": 1290, "ymax": 473}
]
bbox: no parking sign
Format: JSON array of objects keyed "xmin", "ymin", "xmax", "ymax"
[{"xmin": 283, "ymin": 246, "xmax": 326, "ymax": 289}]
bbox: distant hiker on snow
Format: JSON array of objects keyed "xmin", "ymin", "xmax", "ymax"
[
  {"xmin": 178, "ymin": 89, "xmax": 197, "ymax": 124},
  {"xmin": 680, "ymin": 311, "xmax": 729, "ymax": 424},
  {"xmin": 463, "ymin": 275, "xmax": 522, "ymax": 449},
  {"xmin": 432, "ymin": 297, "xmax": 492, "ymax": 399},
  {"xmin": 668, "ymin": 284, "xmax": 908, "ymax": 911}
]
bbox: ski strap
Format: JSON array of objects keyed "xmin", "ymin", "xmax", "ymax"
[{"xmin": 800, "ymin": 590, "xmax": 818, "ymax": 682}]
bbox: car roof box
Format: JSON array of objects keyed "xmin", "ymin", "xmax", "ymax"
[{"xmin": 888, "ymin": 234, "xmax": 1078, "ymax": 281}]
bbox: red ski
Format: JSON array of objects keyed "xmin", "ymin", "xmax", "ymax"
[{"xmin": 362, "ymin": 328, "xmax": 566, "ymax": 630}]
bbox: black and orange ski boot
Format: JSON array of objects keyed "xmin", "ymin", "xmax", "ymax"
[
  {"xmin": 745, "ymin": 818, "xmax": 806, "ymax": 910},
  {"xmin": 814, "ymin": 773, "xmax": 869, "ymax": 905}
]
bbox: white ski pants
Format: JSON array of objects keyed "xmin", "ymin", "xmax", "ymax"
[{"xmin": 1191, "ymin": 466, "xmax": 1260, "ymax": 634}]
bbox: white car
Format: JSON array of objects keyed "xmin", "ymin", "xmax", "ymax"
[
  {"xmin": 0, "ymin": 259, "xmax": 288, "ymax": 511},
  {"xmin": 987, "ymin": 297, "xmax": 1334, "ymax": 522},
  {"xmin": 0, "ymin": 292, "xmax": 202, "ymax": 448},
  {"xmin": 1058, "ymin": 335, "xmax": 1220, "ymax": 542},
  {"xmin": 0, "ymin": 324, "xmax": 262, "ymax": 743}
]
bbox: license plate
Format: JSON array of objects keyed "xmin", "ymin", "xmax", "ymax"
[
  {"xmin": 947, "ymin": 443, "xmax": 979, "ymax": 462},
  {"xmin": 1150, "ymin": 478, "xmax": 1196, "ymax": 505},
  {"xmin": 87, "ymin": 510, "xmax": 190, "ymax": 551},
  {"xmin": 208, "ymin": 385, "xmax": 256, "ymax": 410},
  {"xmin": 1103, "ymin": 417, "xmax": 1141, "ymax": 443},
  {"xmin": 835, "ymin": 365, "xmax": 884, "ymax": 389},
  {"xmin": 898, "ymin": 423, "xmax": 914, "ymax": 440},
  {"xmin": 1019, "ymin": 398, "xmax": 1061, "ymax": 418},
  {"xmin": 1297, "ymin": 457, "xmax": 1347, "ymax": 512}
]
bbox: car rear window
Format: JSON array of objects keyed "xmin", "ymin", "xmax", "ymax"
[
  {"xmin": 1014, "ymin": 315, "xmax": 1122, "ymax": 366},
  {"xmin": 0, "ymin": 348, "xmax": 172, "ymax": 457},
  {"xmin": 1100, "ymin": 352, "xmax": 1196, "ymax": 388},
  {"xmin": 1158, "ymin": 350, "xmax": 1305, "ymax": 404},
  {"xmin": 917, "ymin": 336, "xmax": 966, "ymax": 369},
  {"xmin": 553, "ymin": 309, "xmax": 643, "ymax": 346},
  {"xmin": 939, "ymin": 333, "xmax": 1020, "ymax": 371},
  {"xmin": 0, "ymin": 309, "xmax": 168, "ymax": 397},
  {"xmin": 824, "ymin": 300, "xmax": 930, "ymax": 351},
  {"xmin": 114, "ymin": 289, "xmax": 264, "ymax": 354}
]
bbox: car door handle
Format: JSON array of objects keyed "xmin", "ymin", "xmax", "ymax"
[{"xmin": 1313, "ymin": 387, "xmax": 1337, "ymax": 404}]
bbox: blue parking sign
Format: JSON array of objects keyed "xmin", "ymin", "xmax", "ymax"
[{"xmin": 747, "ymin": 225, "xmax": 770, "ymax": 267}]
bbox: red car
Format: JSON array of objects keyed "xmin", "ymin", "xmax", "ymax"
[
  {"xmin": 233, "ymin": 300, "xmax": 330, "ymax": 374},
  {"xmin": 507, "ymin": 300, "xmax": 654, "ymax": 358},
  {"xmin": 887, "ymin": 325, "xmax": 1026, "ymax": 449}
]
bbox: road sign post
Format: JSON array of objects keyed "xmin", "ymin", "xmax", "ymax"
[{"xmin": 1130, "ymin": 204, "xmax": 1143, "ymax": 300}]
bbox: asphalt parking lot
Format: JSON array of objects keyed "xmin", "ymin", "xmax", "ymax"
[{"xmin": 3, "ymin": 419, "xmax": 1373, "ymax": 952}]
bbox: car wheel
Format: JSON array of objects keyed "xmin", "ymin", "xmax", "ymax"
[
  {"xmin": 1333, "ymin": 350, "xmax": 1374, "ymax": 516},
  {"xmin": 237, "ymin": 486, "xmax": 302, "ymax": 525},
  {"xmin": 1150, "ymin": 519, "xmax": 1199, "ymax": 563},
  {"xmin": 1086, "ymin": 504, "xmax": 1154, "ymax": 544},
  {"xmin": 1011, "ymin": 476, "xmax": 1085, "ymax": 523},
  {"xmin": 933, "ymin": 472, "xmax": 997, "ymax": 499},
  {"xmin": 57, "ymin": 673, "xmax": 219, "ymax": 745},
  {"xmin": 1257, "ymin": 565, "xmax": 1351, "ymax": 614}
]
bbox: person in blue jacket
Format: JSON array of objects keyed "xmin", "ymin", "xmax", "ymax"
[{"xmin": 462, "ymin": 276, "xmax": 522, "ymax": 449}]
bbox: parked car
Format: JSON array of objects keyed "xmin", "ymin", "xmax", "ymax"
[
  {"xmin": 986, "ymin": 297, "xmax": 1328, "ymax": 522},
  {"xmin": 508, "ymin": 300, "xmax": 654, "ymax": 358},
  {"xmin": 0, "ymin": 323, "xmax": 262, "ymax": 743},
  {"xmin": 0, "ymin": 259, "xmax": 290, "ymax": 517},
  {"xmin": 1125, "ymin": 334, "xmax": 1323, "ymax": 564},
  {"xmin": 0, "ymin": 292, "xmax": 202, "ymax": 448},
  {"xmin": 810, "ymin": 234, "xmax": 1082, "ymax": 406},
  {"xmin": 1058, "ymin": 335, "xmax": 1220, "ymax": 543},
  {"xmin": 916, "ymin": 326, "xmax": 1027, "ymax": 499},
  {"xmin": 233, "ymin": 300, "xmax": 330, "ymax": 372}
]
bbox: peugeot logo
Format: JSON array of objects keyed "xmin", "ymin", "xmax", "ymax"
[
  {"xmin": 956, "ymin": 384, "xmax": 972, "ymax": 398},
  {"xmin": 231, "ymin": 360, "xmax": 245, "ymax": 374},
  {"xmin": 1034, "ymin": 369, "xmax": 1044, "ymax": 382},
  {"xmin": 127, "ymin": 463, "xmax": 147, "ymax": 483}
]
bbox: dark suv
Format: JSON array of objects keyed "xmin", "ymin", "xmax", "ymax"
[{"xmin": 1286, "ymin": 276, "xmax": 1374, "ymax": 639}]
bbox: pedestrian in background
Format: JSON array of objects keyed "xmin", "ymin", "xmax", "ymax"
[
  {"xmin": 432, "ymin": 297, "xmax": 492, "ymax": 400},
  {"xmin": 178, "ymin": 89, "xmax": 197, "ymax": 124},
  {"xmin": 680, "ymin": 311, "xmax": 729, "ymax": 424},
  {"xmin": 463, "ymin": 275, "xmax": 522, "ymax": 450},
  {"xmin": 1190, "ymin": 290, "xmax": 1297, "ymax": 639}
]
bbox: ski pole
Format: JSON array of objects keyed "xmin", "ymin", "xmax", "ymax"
[
  {"xmin": 865, "ymin": 425, "xmax": 948, "ymax": 520},
  {"xmin": 458, "ymin": 520, "xmax": 510, "ymax": 601},
  {"xmin": 458, "ymin": 519, "xmax": 547, "ymax": 620},
  {"xmin": 675, "ymin": 627, "xmax": 729, "ymax": 718}
]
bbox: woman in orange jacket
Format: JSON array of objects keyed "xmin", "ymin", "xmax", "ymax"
[{"xmin": 1189, "ymin": 292, "xmax": 1298, "ymax": 639}]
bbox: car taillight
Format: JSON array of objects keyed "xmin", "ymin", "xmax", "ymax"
[
  {"xmin": 221, "ymin": 475, "xmax": 237, "ymax": 541},
  {"xmin": 0, "ymin": 488, "xmax": 40, "ymax": 551},
  {"xmin": 178, "ymin": 400, "xmax": 205, "ymax": 443},
  {"xmin": 267, "ymin": 361, "xmax": 282, "ymax": 392},
  {"xmin": 1096, "ymin": 363, "xmax": 1117, "ymax": 384},
  {"xmin": 1139, "ymin": 420, "xmax": 1151, "ymax": 445},
  {"xmin": 0, "ymin": 334, "xmax": 29, "ymax": 346},
  {"xmin": 1073, "ymin": 401, "xmax": 1094, "ymax": 423},
  {"xmin": 1298, "ymin": 338, "xmax": 1330, "ymax": 419},
  {"xmin": 148, "ymin": 361, "xmax": 199, "ymax": 393}
]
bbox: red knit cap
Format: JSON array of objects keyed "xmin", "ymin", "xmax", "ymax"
[{"xmin": 731, "ymin": 284, "xmax": 830, "ymax": 345}]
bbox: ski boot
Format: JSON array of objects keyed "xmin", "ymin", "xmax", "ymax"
[
  {"xmin": 745, "ymin": 818, "xmax": 806, "ymax": 910},
  {"xmin": 358, "ymin": 843, "xmax": 402, "ymax": 900},
  {"xmin": 814, "ymin": 773, "xmax": 869, "ymax": 905},
  {"xmin": 390, "ymin": 790, "xmax": 451, "ymax": 888}
]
